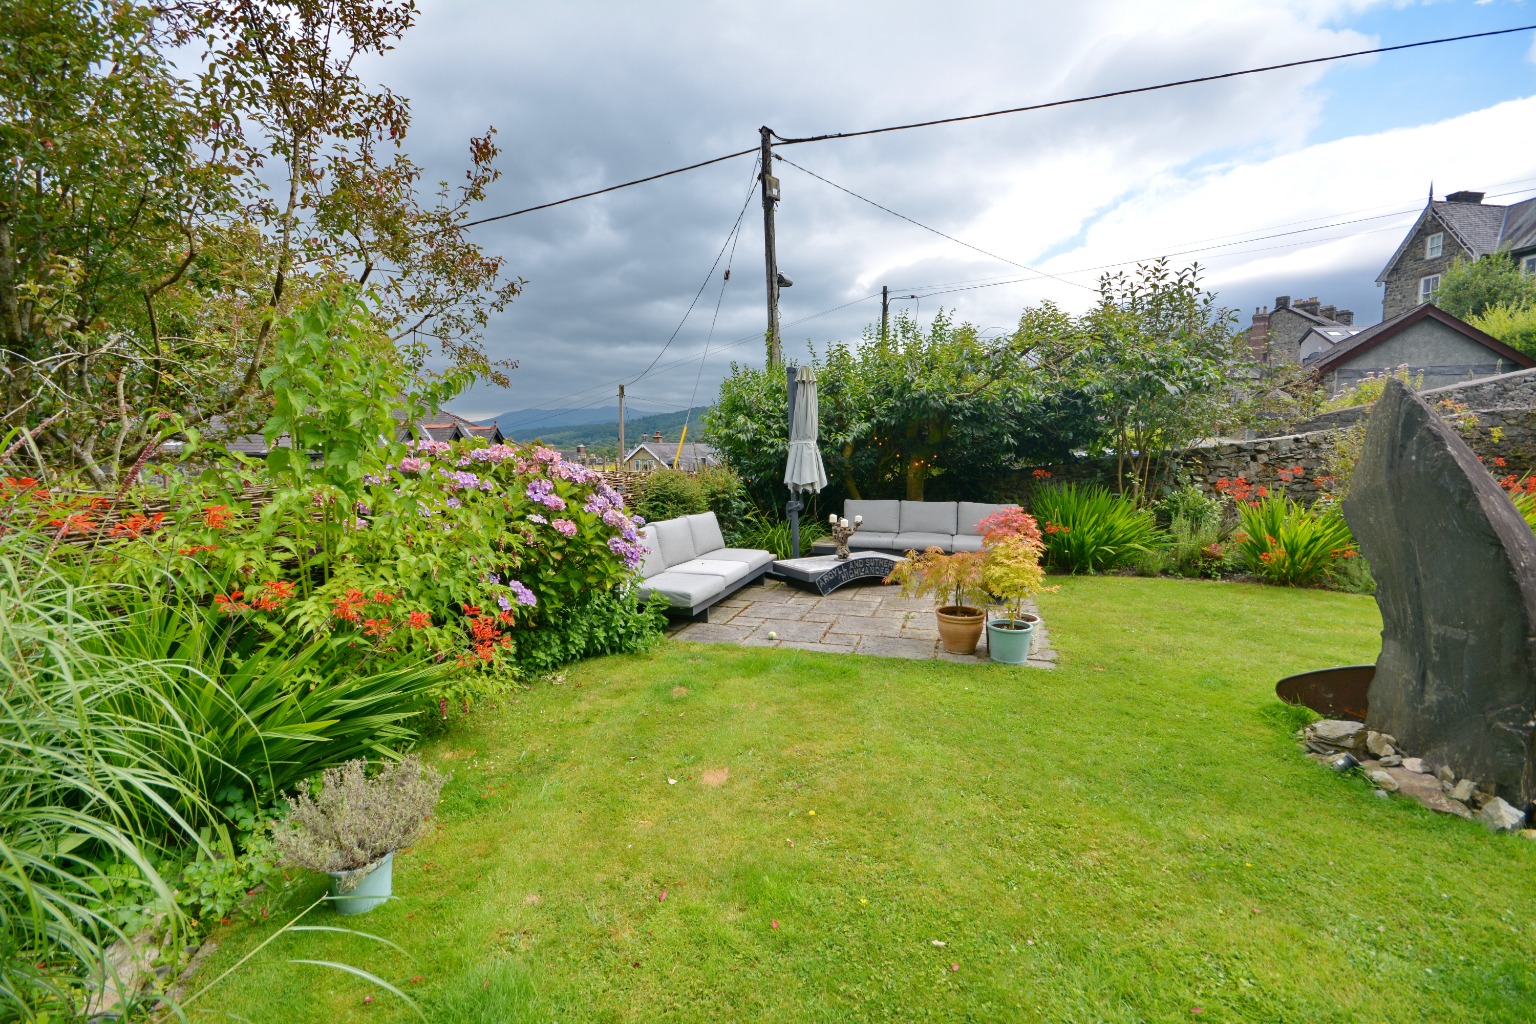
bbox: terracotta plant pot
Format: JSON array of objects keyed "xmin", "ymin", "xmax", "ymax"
[{"xmin": 935, "ymin": 605, "xmax": 985, "ymax": 655}]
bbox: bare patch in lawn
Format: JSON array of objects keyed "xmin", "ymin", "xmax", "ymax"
[
  {"xmin": 700, "ymin": 767, "xmax": 730, "ymax": 787},
  {"xmin": 671, "ymin": 686, "xmax": 689, "ymax": 698}
]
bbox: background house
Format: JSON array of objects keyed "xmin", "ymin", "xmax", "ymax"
[
  {"xmin": 1376, "ymin": 189, "xmax": 1536, "ymax": 320},
  {"xmin": 622, "ymin": 430, "xmax": 719, "ymax": 473},
  {"xmin": 1307, "ymin": 302, "xmax": 1533, "ymax": 394},
  {"xmin": 1244, "ymin": 295, "xmax": 1357, "ymax": 366}
]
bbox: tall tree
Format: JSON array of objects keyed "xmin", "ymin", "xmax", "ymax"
[{"xmin": 0, "ymin": 0, "xmax": 518, "ymax": 483}]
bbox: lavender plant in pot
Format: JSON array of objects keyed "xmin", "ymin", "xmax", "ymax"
[
  {"xmin": 268, "ymin": 755, "xmax": 446, "ymax": 915},
  {"xmin": 885, "ymin": 546, "xmax": 988, "ymax": 654}
]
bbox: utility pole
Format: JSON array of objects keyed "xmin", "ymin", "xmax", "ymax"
[
  {"xmin": 617, "ymin": 384, "xmax": 626, "ymax": 470},
  {"xmin": 881, "ymin": 285, "xmax": 889, "ymax": 345},
  {"xmin": 760, "ymin": 126, "xmax": 782, "ymax": 367}
]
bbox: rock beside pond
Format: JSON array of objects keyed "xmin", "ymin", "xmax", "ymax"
[
  {"xmin": 1366, "ymin": 769, "xmax": 1399, "ymax": 793},
  {"xmin": 1448, "ymin": 779, "xmax": 1477, "ymax": 803},
  {"xmin": 1379, "ymin": 754, "xmax": 1403, "ymax": 767},
  {"xmin": 1436, "ymin": 764, "xmax": 1456, "ymax": 785},
  {"xmin": 1366, "ymin": 731, "xmax": 1396, "ymax": 757},
  {"xmin": 1400, "ymin": 757, "xmax": 1427, "ymax": 775}
]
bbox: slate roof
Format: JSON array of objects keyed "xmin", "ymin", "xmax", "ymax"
[
  {"xmin": 623, "ymin": 441, "xmax": 719, "ymax": 471},
  {"xmin": 1377, "ymin": 196, "xmax": 1536, "ymax": 284},
  {"xmin": 1309, "ymin": 303, "xmax": 1534, "ymax": 376}
]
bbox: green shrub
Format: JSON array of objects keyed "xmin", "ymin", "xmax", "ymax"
[
  {"xmin": 1469, "ymin": 302, "xmax": 1536, "ymax": 358},
  {"xmin": 695, "ymin": 466, "xmax": 751, "ymax": 538},
  {"xmin": 1233, "ymin": 495, "xmax": 1357, "ymax": 586},
  {"xmin": 1029, "ymin": 483, "xmax": 1163, "ymax": 573},
  {"xmin": 1322, "ymin": 366, "xmax": 1421, "ymax": 411},
  {"xmin": 633, "ymin": 470, "xmax": 706, "ymax": 524},
  {"xmin": 1164, "ymin": 514, "xmax": 1227, "ymax": 579},
  {"xmin": 1156, "ymin": 484, "xmax": 1225, "ymax": 532}
]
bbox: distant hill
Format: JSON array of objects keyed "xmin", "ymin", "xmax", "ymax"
[
  {"xmin": 478, "ymin": 406, "xmax": 622, "ymax": 432},
  {"xmin": 493, "ymin": 406, "xmax": 713, "ymax": 455}
]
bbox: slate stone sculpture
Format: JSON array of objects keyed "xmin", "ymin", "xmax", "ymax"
[{"xmin": 1343, "ymin": 379, "xmax": 1536, "ymax": 807}]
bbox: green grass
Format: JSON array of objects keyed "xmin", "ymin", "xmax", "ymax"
[{"xmin": 199, "ymin": 577, "xmax": 1536, "ymax": 1023}]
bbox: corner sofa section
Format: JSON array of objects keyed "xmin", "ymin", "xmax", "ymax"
[
  {"xmin": 813, "ymin": 500, "xmax": 1019, "ymax": 554},
  {"xmin": 635, "ymin": 511, "xmax": 773, "ymax": 619}
]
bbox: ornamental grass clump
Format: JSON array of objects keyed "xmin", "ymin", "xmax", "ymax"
[{"xmin": 269, "ymin": 756, "xmax": 445, "ymax": 884}]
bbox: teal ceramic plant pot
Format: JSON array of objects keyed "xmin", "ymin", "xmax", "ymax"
[
  {"xmin": 328, "ymin": 851, "xmax": 393, "ymax": 916},
  {"xmin": 987, "ymin": 619, "xmax": 1033, "ymax": 665}
]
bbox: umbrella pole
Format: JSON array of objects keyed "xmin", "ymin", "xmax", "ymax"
[{"xmin": 786, "ymin": 364, "xmax": 799, "ymax": 559}]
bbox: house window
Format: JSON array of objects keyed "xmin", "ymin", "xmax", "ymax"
[
  {"xmin": 1425, "ymin": 232, "xmax": 1444, "ymax": 259},
  {"xmin": 1419, "ymin": 274, "xmax": 1441, "ymax": 302},
  {"xmin": 1523, "ymin": 255, "xmax": 1536, "ymax": 276}
]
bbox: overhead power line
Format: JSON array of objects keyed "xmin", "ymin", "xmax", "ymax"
[
  {"xmin": 774, "ymin": 154, "xmax": 1097, "ymax": 292},
  {"xmin": 768, "ymin": 25, "xmax": 1536, "ymax": 145},
  {"xmin": 455, "ymin": 24, "xmax": 1535, "ymax": 230}
]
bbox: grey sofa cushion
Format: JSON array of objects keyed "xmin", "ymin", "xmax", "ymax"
[
  {"xmin": 636, "ymin": 525, "xmax": 667, "ymax": 578},
  {"xmin": 845, "ymin": 499, "xmax": 899, "ymax": 534},
  {"xmin": 668, "ymin": 558, "xmax": 757, "ymax": 587},
  {"xmin": 951, "ymin": 534, "xmax": 985, "ymax": 552},
  {"xmin": 958, "ymin": 502, "xmax": 1014, "ymax": 536},
  {"xmin": 638, "ymin": 570, "xmax": 726, "ymax": 608},
  {"xmin": 848, "ymin": 531, "xmax": 898, "ymax": 550},
  {"xmin": 900, "ymin": 500, "xmax": 957, "ymax": 534},
  {"xmin": 714, "ymin": 548, "xmax": 774, "ymax": 572},
  {"xmin": 894, "ymin": 531, "xmax": 954, "ymax": 554},
  {"xmin": 685, "ymin": 512, "xmax": 726, "ymax": 555},
  {"xmin": 653, "ymin": 517, "xmax": 698, "ymax": 568}
]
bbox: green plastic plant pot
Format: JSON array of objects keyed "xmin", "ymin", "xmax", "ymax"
[
  {"xmin": 987, "ymin": 619, "xmax": 1033, "ymax": 665},
  {"xmin": 328, "ymin": 851, "xmax": 394, "ymax": 916}
]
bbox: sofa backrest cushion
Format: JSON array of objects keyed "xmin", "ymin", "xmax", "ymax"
[
  {"xmin": 685, "ymin": 512, "xmax": 726, "ymax": 555},
  {"xmin": 957, "ymin": 502, "xmax": 1017, "ymax": 536},
  {"xmin": 653, "ymin": 517, "xmax": 698, "ymax": 568},
  {"xmin": 900, "ymin": 500, "xmax": 958, "ymax": 535},
  {"xmin": 845, "ymin": 499, "xmax": 900, "ymax": 534},
  {"xmin": 636, "ymin": 525, "xmax": 667, "ymax": 578}
]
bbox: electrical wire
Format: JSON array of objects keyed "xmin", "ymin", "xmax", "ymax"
[
  {"xmin": 774, "ymin": 154, "xmax": 1097, "ymax": 291},
  {"xmin": 676, "ymin": 189, "xmax": 749, "ymax": 458},
  {"xmin": 768, "ymin": 25, "xmax": 1536, "ymax": 145},
  {"xmin": 453, "ymin": 25, "xmax": 1535, "ymax": 229},
  {"xmin": 627, "ymin": 159, "xmax": 760, "ymax": 385}
]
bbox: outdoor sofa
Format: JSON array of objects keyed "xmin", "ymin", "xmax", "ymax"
[
  {"xmin": 811, "ymin": 500, "xmax": 1020, "ymax": 555},
  {"xmin": 635, "ymin": 512, "xmax": 774, "ymax": 619}
]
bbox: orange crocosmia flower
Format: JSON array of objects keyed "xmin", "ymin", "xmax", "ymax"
[
  {"xmin": 264, "ymin": 580, "xmax": 295, "ymax": 600},
  {"xmin": 461, "ymin": 603, "xmax": 482, "ymax": 617},
  {"xmin": 372, "ymin": 590, "xmax": 395, "ymax": 604},
  {"xmin": 407, "ymin": 611, "xmax": 432, "ymax": 629},
  {"xmin": 363, "ymin": 618, "xmax": 394, "ymax": 637},
  {"xmin": 202, "ymin": 504, "xmax": 232, "ymax": 529}
]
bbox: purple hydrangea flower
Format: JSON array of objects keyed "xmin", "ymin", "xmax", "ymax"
[
  {"xmin": 498, "ymin": 594, "xmax": 512, "ymax": 612},
  {"xmin": 508, "ymin": 580, "xmax": 537, "ymax": 606},
  {"xmin": 528, "ymin": 513, "xmax": 547, "ymax": 525}
]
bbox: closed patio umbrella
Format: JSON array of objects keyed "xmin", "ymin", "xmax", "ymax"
[{"xmin": 784, "ymin": 364, "xmax": 828, "ymax": 558}]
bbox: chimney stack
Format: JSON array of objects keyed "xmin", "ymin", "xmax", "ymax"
[
  {"xmin": 1336, "ymin": 309, "xmax": 1354, "ymax": 326},
  {"xmin": 1319, "ymin": 304, "xmax": 1337, "ymax": 322},
  {"xmin": 1275, "ymin": 295, "xmax": 1291, "ymax": 309},
  {"xmin": 653, "ymin": 430, "xmax": 663, "ymax": 443},
  {"xmin": 1296, "ymin": 296, "xmax": 1322, "ymax": 316},
  {"xmin": 1446, "ymin": 190, "xmax": 1485, "ymax": 204}
]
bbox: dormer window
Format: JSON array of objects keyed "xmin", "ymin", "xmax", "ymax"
[{"xmin": 1426, "ymin": 232, "xmax": 1444, "ymax": 259}]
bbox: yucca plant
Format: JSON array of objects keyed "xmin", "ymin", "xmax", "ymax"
[
  {"xmin": 1233, "ymin": 494, "xmax": 1357, "ymax": 587},
  {"xmin": 1029, "ymin": 483, "xmax": 1163, "ymax": 574}
]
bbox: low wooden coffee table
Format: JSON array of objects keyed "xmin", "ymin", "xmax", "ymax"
[{"xmin": 771, "ymin": 551, "xmax": 905, "ymax": 595}]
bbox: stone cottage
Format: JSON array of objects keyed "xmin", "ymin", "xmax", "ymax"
[
  {"xmin": 1307, "ymin": 303, "xmax": 1533, "ymax": 394},
  {"xmin": 1244, "ymin": 295, "xmax": 1357, "ymax": 366},
  {"xmin": 1376, "ymin": 189, "xmax": 1536, "ymax": 320}
]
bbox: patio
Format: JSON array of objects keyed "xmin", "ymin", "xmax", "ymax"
[{"xmin": 669, "ymin": 576, "xmax": 1057, "ymax": 666}]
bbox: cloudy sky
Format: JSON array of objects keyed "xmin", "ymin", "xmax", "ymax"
[{"xmin": 359, "ymin": 0, "xmax": 1536, "ymax": 428}]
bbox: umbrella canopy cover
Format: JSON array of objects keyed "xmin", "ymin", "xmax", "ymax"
[{"xmin": 784, "ymin": 365, "xmax": 829, "ymax": 494}]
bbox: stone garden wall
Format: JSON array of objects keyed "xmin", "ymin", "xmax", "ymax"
[{"xmin": 1008, "ymin": 366, "xmax": 1536, "ymax": 503}]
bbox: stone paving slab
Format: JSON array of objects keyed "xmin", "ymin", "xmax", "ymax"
[{"xmin": 669, "ymin": 578, "xmax": 1055, "ymax": 667}]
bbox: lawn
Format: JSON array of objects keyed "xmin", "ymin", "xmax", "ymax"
[{"xmin": 197, "ymin": 576, "xmax": 1536, "ymax": 1023}]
